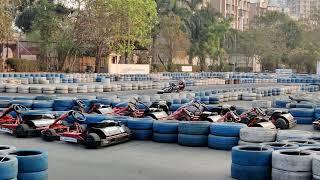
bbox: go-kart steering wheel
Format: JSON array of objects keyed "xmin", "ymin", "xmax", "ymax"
[
  {"xmin": 76, "ymin": 100, "xmax": 86, "ymax": 108},
  {"xmin": 13, "ymin": 104, "xmax": 28, "ymax": 114},
  {"xmin": 71, "ymin": 111, "xmax": 86, "ymax": 122}
]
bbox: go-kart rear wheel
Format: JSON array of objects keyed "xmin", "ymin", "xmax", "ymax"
[
  {"xmin": 15, "ymin": 124, "xmax": 30, "ymax": 138},
  {"xmin": 275, "ymin": 118, "xmax": 289, "ymax": 130},
  {"xmin": 240, "ymin": 117, "xmax": 250, "ymax": 125},
  {"xmin": 42, "ymin": 129, "xmax": 58, "ymax": 142},
  {"xmin": 84, "ymin": 133, "xmax": 101, "ymax": 149}
]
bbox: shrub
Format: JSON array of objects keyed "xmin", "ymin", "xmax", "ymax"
[{"xmin": 6, "ymin": 58, "xmax": 39, "ymax": 72}]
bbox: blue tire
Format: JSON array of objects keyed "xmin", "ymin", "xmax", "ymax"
[
  {"xmin": 209, "ymin": 123, "xmax": 247, "ymax": 137},
  {"xmin": 295, "ymin": 117, "xmax": 314, "ymax": 124},
  {"xmin": 53, "ymin": 106, "xmax": 70, "ymax": 111},
  {"xmin": 178, "ymin": 121, "xmax": 210, "ymax": 135},
  {"xmin": 127, "ymin": 118, "xmax": 154, "ymax": 130},
  {"xmin": 0, "ymin": 155, "xmax": 18, "ymax": 179},
  {"xmin": 10, "ymin": 150, "xmax": 48, "ymax": 173},
  {"xmin": 32, "ymin": 101, "xmax": 54, "ymax": 108},
  {"xmin": 53, "ymin": 99, "xmax": 75, "ymax": 108},
  {"xmin": 109, "ymin": 116, "xmax": 131, "ymax": 126},
  {"xmin": 231, "ymin": 163, "xmax": 270, "ymax": 180},
  {"xmin": 31, "ymin": 108, "xmax": 54, "ymax": 111},
  {"xmin": 289, "ymin": 108, "xmax": 314, "ymax": 117},
  {"xmin": 169, "ymin": 104, "xmax": 183, "ymax": 112},
  {"xmin": 0, "ymin": 100, "xmax": 12, "ymax": 108},
  {"xmin": 131, "ymin": 129, "xmax": 153, "ymax": 140},
  {"xmin": 153, "ymin": 133, "xmax": 178, "ymax": 143},
  {"xmin": 295, "ymin": 103, "xmax": 314, "ymax": 109},
  {"xmin": 178, "ymin": 134, "xmax": 207, "ymax": 147},
  {"xmin": 208, "ymin": 135, "xmax": 239, "ymax": 150},
  {"xmin": 18, "ymin": 170, "xmax": 48, "ymax": 180},
  {"xmin": 231, "ymin": 145, "xmax": 273, "ymax": 166},
  {"xmin": 153, "ymin": 120, "xmax": 178, "ymax": 134}
]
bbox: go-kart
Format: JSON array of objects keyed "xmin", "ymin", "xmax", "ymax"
[
  {"xmin": 214, "ymin": 109, "xmax": 276, "ymax": 129},
  {"xmin": 90, "ymin": 98, "xmax": 170, "ymax": 120},
  {"xmin": 41, "ymin": 111, "xmax": 131, "ymax": 148},
  {"xmin": 215, "ymin": 107, "xmax": 295, "ymax": 129},
  {"xmin": 0, "ymin": 104, "xmax": 62, "ymax": 137},
  {"xmin": 265, "ymin": 108, "xmax": 296, "ymax": 129},
  {"xmin": 166, "ymin": 101, "xmax": 219, "ymax": 122},
  {"xmin": 157, "ymin": 81, "xmax": 185, "ymax": 94}
]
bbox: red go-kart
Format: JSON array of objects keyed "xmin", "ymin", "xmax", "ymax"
[{"xmin": 41, "ymin": 110, "xmax": 131, "ymax": 148}]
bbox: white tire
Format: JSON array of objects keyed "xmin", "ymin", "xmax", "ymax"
[
  {"xmin": 272, "ymin": 149, "xmax": 314, "ymax": 172},
  {"xmin": 272, "ymin": 168, "xmax": 311, "ymax": 180},
  {"xmin": 240, "ymin": 127, "xmax": 277, "ymax": 143},
  {"xmin": 277, "ymin": 130, "xmax": 313, "ymax": 142}
]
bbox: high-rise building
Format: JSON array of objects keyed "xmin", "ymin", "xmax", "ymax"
[
  {"xmin": 287, "ymin": 0, "xmax": 312, "ymax": 20},
  {"xmin": 209, "ymin": 0, "xmax": 250, "ymax": 31},
  {"xmin": 249, "ymin": 0, "xmax": 268, "ymax": 24}
]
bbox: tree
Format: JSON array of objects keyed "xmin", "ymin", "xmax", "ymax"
[
  {"xmin": 0, "ymin": 4, "xmax": 12, "ymax": 43},
  {"xmin": 76, "ymin": 0, "xmax": 157, "ymax": 72},
  {"xmin": 187, "ymin": 9, "xmax": 230, "ymax": 71},
  {"xmin": 158, "ymin": 13, "xmax": 190, "ymax": 68}
]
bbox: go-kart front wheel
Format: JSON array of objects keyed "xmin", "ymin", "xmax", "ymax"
[
  {"xmin": 275, "ymin": 118, "xmax": 289, "ymax": 130},
  {"xmin": 42, "ymin": 129, "xmax": 59, "ymax": 142},
  {"xmin": 84, "ymin": 133, "xmax": 101, "ymax": 149},
  {"xmin": 15, "ymin": 124, "xmax": 30, "ymax": 138}
]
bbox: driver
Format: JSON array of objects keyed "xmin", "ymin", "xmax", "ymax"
[{"xmin": 178, "ymin": 80, "xmax": 186, "ymax": 91}]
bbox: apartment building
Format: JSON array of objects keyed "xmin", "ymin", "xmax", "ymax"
[
  {"xmin": 209, "ymin": 0, "xmax": 250, "ymax": 31},
  {"xmin": 249, "ymin": 0, "xmax": 268, "ymax": 24},
  {"xmin": 287, "ymin": 0, "xmax": 312, "ymax": 20}
]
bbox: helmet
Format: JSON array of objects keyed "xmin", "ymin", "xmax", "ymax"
[{"xmin": 178, "ymin": 80, "xmax": 185, "ymax": 85}]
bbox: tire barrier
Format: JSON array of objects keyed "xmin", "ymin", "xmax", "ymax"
[
  {"xmin": 0, "ymin": 155, "xmax": 18, "ymax": 180},
  {"xmin": 152, "ymin": 121, "xmax": 178, "ymax": 143},
  {"xmin": 208, "ymin": 123, "xmax": 247, "ymax": 150},
  {"xmin": 127, "ymin": 118, "xmax": 154, "ymax": 140},
  {"xmin": 9, "ymin": 149, "xmax": 48, "ymax": 180},
  {"xmin": 288, "ymin": 108, "xmax": 315, "ymax": 124},
  {"xmin": 272, "ymin": 149, "xmax": 313, "ymax": 180},
  {"xmin": 276, "ymin": 130, "xmax": 313, "ymax": 142},
  {"xmin": 231, "ymin": 145, "xmax": 273, "ymax": 180},
  {"xmin": 313, "ymin": 155, "xmax": 320, "ymax": 179},
  {"xmin": 178, "ymin": 121, "xmax": 209, "ymax": 147},
  {"xmin": 239, "ymin": 127, "xmax": 277, "ymax": 144}
]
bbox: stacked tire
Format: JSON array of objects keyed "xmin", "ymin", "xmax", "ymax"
[
  {"xmin": 313, "ymin": 155, "xmax": 320, "ymax": 179},
  {"xmin": 153, "ymin": 121, "xmax": 179, "ymax": 143},
  {"xmin": 178, "ymin": 121, "xmax": 210, "ymax": 147},
  {"xmin": 10, "ymin": 150, "xmax": 48, "ymax": 180},
  {"xmin": 289, "ymin": 108, "xmax": 315, "ymax": 124},
  {"xmin": 208, "ymin": 123, "xmax": 247, "ymax": 150},
  {"xmin": 53, "ymin": 99, "xmax": 75, "ymax": 111},
  {"xmin": 127, "ymin": 118, "xmax": 154, "ymax": 140},
  {"xmin": 272, "ymin": 149, "xmax": 314, "ymax": 180},
  {"xmin": 0, "ymin": 155, "xmax": 18, "ymax": 180},
  {"xmin": 231, "ymin": 145, "xmax": 273, "ymax": 180},
  {"xmin": 276, "ymin": 130, "xmax": 313, "ymax": 142},
  {"xmin": 239, "ymin": 127, "xmax": 277, "ymax": 145},
  {"xmin": 32, "ymin": 101, "xmax": 54, "ymax": 111}
]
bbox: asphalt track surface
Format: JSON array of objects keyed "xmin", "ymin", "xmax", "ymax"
[{"xmin": 0, "ymin": 83, "xmax": 317, "ymax": 180}]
